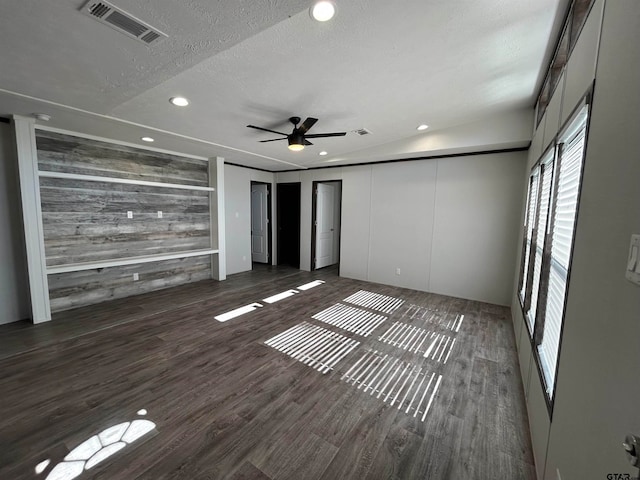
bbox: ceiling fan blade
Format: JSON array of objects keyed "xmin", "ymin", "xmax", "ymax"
[
  {"xmin": 247, "ymin": 125, "xmax": 288, "ymax": 136},
  {"xmin": 259, "ymin": 138, "xmax": 288, "ymax": 143},
  {"xmin": 297, "ymin": 117, "xmax": 318, "ymax": 134},
  {"xmin": 304, "ymin": 132, "xmax": 347, "ymax": 138},
  {"xmin": 304, "ymin": 139, "xmax": 313, "ymax": 146}
]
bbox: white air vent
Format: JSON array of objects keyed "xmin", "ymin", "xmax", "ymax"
[
  {"xmin": 81, "ymin": 0, "xmax": 167, "ymax": 45},
  {"xmin": 352, "ymin": 128, "xmax": 372, "ymax": 136}
]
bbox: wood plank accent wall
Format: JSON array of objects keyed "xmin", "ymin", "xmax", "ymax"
[
  {"xmin": 36, "ymin": 131, "xmax": 208, "ymax": 186},
  {"xmin": 39, "ymin": 177, "xmax": 210, "ymax": 265},
  {"xmin": 35, "ymin": 130, "xmax": 214, "ymax": 312},
  {"xmin": 48, "ymin": 255, "xmax": 211, "ymax": 312}
]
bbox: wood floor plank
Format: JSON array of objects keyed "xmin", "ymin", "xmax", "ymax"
[
  {"xmin": 0, "ymin": 265, "xmax": 535, "ymax": 479},
  {"xmin": 363, "ymin": 425, "xmax": 423, "ymax": 480},
  {"xmin": 225, "ymin": 461, "xmax": 272, "ymax": 480},
  {"xmin": 309, "ymin": 383, "xmax": 367, "ymax": 447},
  {"xmin": 254, "ymin": 430, "xmax": 337, "ymax": 480},
  {"xmin": 318, "ymin": 402, "xmax": 400, "ymax": 480}
]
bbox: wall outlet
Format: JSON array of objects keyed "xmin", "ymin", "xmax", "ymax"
[
  {"xmin": 396, "ymin": 268, "xmax": 401, "ymax": 275},
  {"xmin": 133, "ymin": 273, "xmax": 139, "ymax": 281},
  {"xmin": 157, "ymin": 211, "xmax": 163, "ymax": 218},
  {"xmin": 127, "ymin": 211, "xmax": 133, "ymax": 219}
]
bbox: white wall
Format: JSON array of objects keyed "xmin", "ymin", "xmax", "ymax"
[
  {"xmin": 278, "ymin": 150, "xmax": 527, "ymax": 306},
  {"xmin": 224, "ymin": 164, "xmax": 274, "ymax": 275},
  {"xmin": 546, "ymin": 0, "xmax": 640, "ymax": 477},
  {"xmin": 430, "ymin": 154, "xmax": 525, "ymax": 304},
  {"xmin": 0, "ymin": 122, "xmax": 30, "ymax": 324},
  {"xmin": 340, "ymin": 166, "xmax": 372, "ymax": 280},
  {"xmin": 512, "ymin": 1, "xmax": 640, "ymax": 478},
  {"xmin": 368, "ymin": 161, "xmax": 436, "ymax": 292}
]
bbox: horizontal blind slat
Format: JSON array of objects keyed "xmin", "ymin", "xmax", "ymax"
[
  {"xmin": 527, "ymin": 161, "xmax": 554, "ymax": 328},
  {"xmin": 538, "ymin": 114, "xmax": 587, "ymax": 399},
  {"xmin": 520, "ymin": 169, "xmax": 541, "ymax": 302}
]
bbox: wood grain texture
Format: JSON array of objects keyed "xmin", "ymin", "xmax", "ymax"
[
  {"xmin": 0, "ymin": 266, "xmax": 535, "ymax": 479},
  {"xmin": 47, "ymin": 254, "xmax": 212, "ymax": 312},
  {"xmin": 35, "ymin": 130, "xmax": 214, "ymax": 312},
  {"xmin": 39, "ymin": 177, "xmax": 211, "ymax": 266},
  {"xmin": 36, "ymin": 131, "xmax": 209, "ymax": 186}
]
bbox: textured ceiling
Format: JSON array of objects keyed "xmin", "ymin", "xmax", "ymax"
[{"xmin": 0, "ymin": 0, "xmax": 569, "ymax": 170}]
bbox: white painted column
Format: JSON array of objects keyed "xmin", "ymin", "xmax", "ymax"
[
  {"xmin": 209, "ymin": 156, "xmax": 226, "ymax": 280},
  {"xmin": 12, "ymin": 115, "xmax": 51, "ymax": 323}
]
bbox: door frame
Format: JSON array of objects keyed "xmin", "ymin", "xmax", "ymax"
[
  {"xmin": 276, "ymin": 182, "xmax": 301, "ymax": 268},
  {"xmin": 311, "ymin": 180, "xmax": 342, "ymax": 271},
  {"xmin": 250, "ymin": 181, "xmax": 272, "ymax": 266}
]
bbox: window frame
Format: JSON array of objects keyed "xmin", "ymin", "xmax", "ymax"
[{"xmin": 518, "ymin": 89, "xmax": 592, "ymax": 416}]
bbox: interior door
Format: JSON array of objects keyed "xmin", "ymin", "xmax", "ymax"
[
  {"xmin": 251, "ymin": 183, "xmax": 269, "ymax": 263},
  {"xmin": 315, "ymin": 183, "xmax": 335, "ymax": 269}
]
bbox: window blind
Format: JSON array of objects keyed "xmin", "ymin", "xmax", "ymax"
[
  {"xmin": 520, "ymin": 171, "xmax": 539, "ymax": 302},
  {"xmin": 538, "ymin": 123, "xmax": 586, "ymax": 396},
  {"xmin": 527, "ymin": 159, "xmax": 554, "ymax": 331}
]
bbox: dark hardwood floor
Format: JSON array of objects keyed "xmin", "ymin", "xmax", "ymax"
[{"xmin": 0, "ymin": 266, "xmax": 535, "ymax": 479}]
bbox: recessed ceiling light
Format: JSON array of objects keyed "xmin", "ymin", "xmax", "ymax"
[
  {"xmin": 141, "ymin": 136, "xmax": 154, "ymax": 142},
  {"xmin": 169, "ymin": 96, "xmax": 189, "ymax": 107},
  {"xmin": 319, "ymin": 151, "xmax": 328, "ymax": 156},
  {"xmin": 310, "ymin": 1, "xmax": 336, "ymax": 22},
  {"xmin": 417, "ymin": 124, "xmax": 429, "ymax": 131}
]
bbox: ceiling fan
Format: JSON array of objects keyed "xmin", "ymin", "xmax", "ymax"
[{"xmin": 247, "ymin": 116, "xmax": 346, "ymax": 151}]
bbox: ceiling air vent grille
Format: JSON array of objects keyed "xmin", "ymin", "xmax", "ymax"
[
  {"xmin": 82, "ymin": 0, "xmax": 167, "ymax": 45},
  {"xmin": 89, "ymin": 2, "xmax": 110, "ymax": 18},
  {"xmin": 140, "ymin": 31, "xmax": 161, "ymax": 44},
  {"xmin": 353, "ymin": 128, "xmax": 372, "ymax": 136}
]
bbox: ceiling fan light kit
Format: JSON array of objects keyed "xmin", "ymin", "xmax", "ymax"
[
  {"xmin": 288, "ymin": 134, "xmax": 305, "ymax": 151},
  {"xmin": 247, "ymin": 116, "xmax": 346, "ymax": 152}
]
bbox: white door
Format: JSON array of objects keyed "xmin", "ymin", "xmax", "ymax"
[
  {"xmin": 315, "ymin": 183, "xmax": 335, "ymax": 269},
  {"xmin": 251, "ymin": 184, "xmax": 269, "ymax": 263}
]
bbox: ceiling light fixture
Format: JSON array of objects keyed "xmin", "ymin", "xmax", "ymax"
[
  {"xmin": 288, "ymin": 134, "xmax": 305, "ymax": 151},
  {"xmin": 34, "ymin": 113, "xmax": 51, "ymax": 122},
  {"xmin": 417, "ymin": 124, "xmax": 429, "ymax": 131},
  {"xmin": 310, "ymin": 1, "xmax": 336, "ymax": 22},
  {"xmin": 319, "ymin": 151, "xmax": 328, "ymax": 156},
  {"xmin": 169, "ymin": 96, "xmax": 189, "ymax": 107},
  {"xmin": 141, "ymin": 136, "xmax": 154, "ymax": 142}
]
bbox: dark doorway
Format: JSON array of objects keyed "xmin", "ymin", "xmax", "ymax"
[{"xmin": 277, "ymin": 182, "xmax": 301, "ymax": 268}]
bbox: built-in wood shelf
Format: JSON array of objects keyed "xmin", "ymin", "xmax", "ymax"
[
  {"xmin": 38, "ymin": 170, "xmax": 215, "ymax": 192},
  {"xmin": 46, "ymin": 249, "xmax": 219, "ymax": 275}
]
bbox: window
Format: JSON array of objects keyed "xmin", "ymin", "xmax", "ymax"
[
  {"xmin": 534, "ymin": 0, "xmax": 595, "ymax": 126},
  {"xmin": 527, "ymin": 154, "xmax": 554, "ymax": 331},
  {"xmin": 518, "ymin": 172, "xmax": 538, "ymax": 303},
  {"xmin": 518, "ymin": 101, "xmax": 589, "ymax": 403}
]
